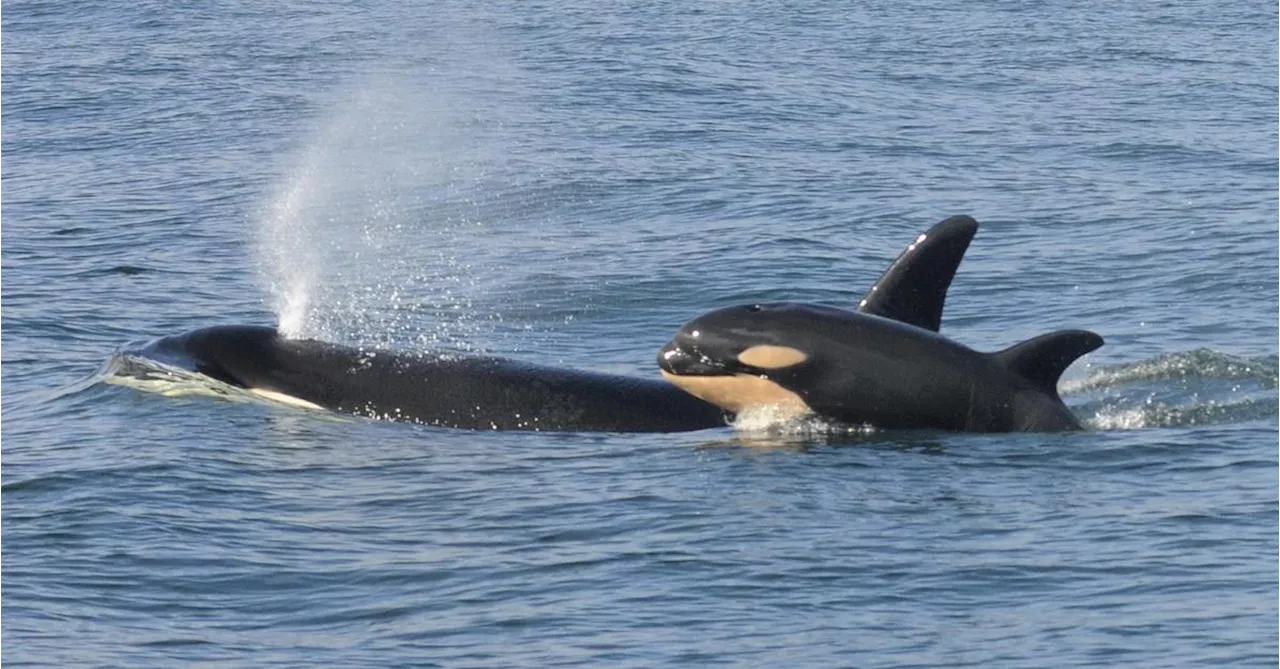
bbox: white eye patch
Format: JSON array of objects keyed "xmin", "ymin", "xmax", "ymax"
[{"xmin": 736, "ymin": 345, "xmax": 808, "ymax": 369}]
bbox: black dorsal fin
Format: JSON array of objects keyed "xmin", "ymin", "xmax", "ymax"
[
  {"xmin": 992, "ymin": 330, "xmax": 1104, "ymax": 396},
  {"xmin": 856, "ymin": 215, "xmax": 979, "ymax": 332}
]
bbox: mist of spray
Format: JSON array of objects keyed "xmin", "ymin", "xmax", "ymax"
[{"xmin": 256, "ymin": 73, "xmax": 502, "ymax": 351}]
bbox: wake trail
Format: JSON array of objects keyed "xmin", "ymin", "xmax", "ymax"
[{"xmin": 1063, "ymin": 349, "xmax": 1278, "ymax": 430}]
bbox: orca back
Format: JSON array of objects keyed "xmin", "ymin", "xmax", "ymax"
[{"xmin": 145, "ymin": 325, "xmax": 726, "ymax": 432}]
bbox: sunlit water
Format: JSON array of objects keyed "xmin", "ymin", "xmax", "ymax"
[{"xmin": 4, "ymin": 0, "xmax": 1277, "ymax": 666}]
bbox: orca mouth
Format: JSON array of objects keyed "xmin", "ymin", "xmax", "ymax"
[
  {"xmin": 657, "ymin": 339, "xmax": 737, "ymax": 377},
  {"xmin": 658, "ymin": 337, "xmax": 812, "ymax": 417}
]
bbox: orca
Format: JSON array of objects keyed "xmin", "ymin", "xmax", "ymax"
[
  {"xmin": 132, "ymin": 216, "xmax": 980, "ymax": 432},
  {"xmin": 658, "ymin": 220, "xmax": 1103, "ymax": 432},
  {"xmin": 852, "ymin": 214, "xmax": 976, "ymax": 332},
  {"xmin": 139, "ymin": 324, "xmax": 726, "ymax": 431}
]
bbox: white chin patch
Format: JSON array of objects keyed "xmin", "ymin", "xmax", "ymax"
[
  {"xmin": 660, "ymin": 370, "xmax": 811, "ymax": 417},
  {"xmin": 249, "ymin": 388, "xmax": 325, "ymax": 410}
]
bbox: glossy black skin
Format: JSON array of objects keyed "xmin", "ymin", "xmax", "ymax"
[
  {"xmin": 658, "ymin": 303, "xmax": 1087, "ymax": 432},
  {"xmin": 143, "ymin": 325, "xmax": 727, "ymax": 432}
]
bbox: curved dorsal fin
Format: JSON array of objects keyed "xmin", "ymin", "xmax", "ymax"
[
  {"xmin": 993, "ymin": 330, "xmax": 1104, "ymax": 396},
  {"xmin": 856, "ymin": 215, "xmax": 979, "ymax": 332}
]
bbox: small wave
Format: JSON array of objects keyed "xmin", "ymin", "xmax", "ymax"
[
  {"xmin": 70, "ymin": 265, "xmax": 153, "ymax": 278},
  {"xmin": 102, "ymin": 354, "xmax": 254, "ymax": 403},
  {"xmin": 102, "ymin": 354, "xmax": 338, "ymax": 419},
  {"xmin": 1086, "ymin": 396, "xmax": 1279, "ymax": 430},
  {"xmin": 1063, "ymin": 348, "xmax": 1278, "ymax": 394},
  {"xmin": 1064, "ymin": 349, "xmax": 1278, "ymax": 430}
]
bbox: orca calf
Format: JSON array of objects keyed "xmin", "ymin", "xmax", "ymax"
[
  {"xmin": 658, "ymin": 220, "xmax": 1103, "ymax": 432},
  {"xmin": 135, "ymin": 216, "xmax": 979, "ymax": 432}
]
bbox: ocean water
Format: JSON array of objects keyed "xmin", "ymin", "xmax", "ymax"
[{"xmin": 3, "ymin": 0, "xmax": 1277, "ymax": 666}]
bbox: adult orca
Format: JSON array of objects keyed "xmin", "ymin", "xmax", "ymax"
[
  {"xmin": 140, "ymin": 324, "xmax": 726, "ymax": 432},
  {"xmin": 133, "ymin": 216, "xmax": 978, "ymax": 432},
  {"xmin": 658, "ymin": 220, "xmax": 1103, "ymax": 432}
]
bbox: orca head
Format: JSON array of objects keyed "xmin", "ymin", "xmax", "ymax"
[
  {"xmin": 175, "ymin": 325, "xmax": 282, "ymax": 388},
  {"xmin": 657, "ymin": 303, "xmax": 851, "ymax": 418}
]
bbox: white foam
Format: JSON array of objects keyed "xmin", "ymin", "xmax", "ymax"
[
  {"xmin": 730, "ymin": 404, "xmax": 876, "ymax": 438},
  {"xmin": 105, "ymin": 355, "xmax": 329, "ymax": 414},
  {"xmin": 1086, "ymin": 406, "xmax": 1151, "ymax": 430}
]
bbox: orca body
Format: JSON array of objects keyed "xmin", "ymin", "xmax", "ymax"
[
  {"xmin": 142, "ymin": 325, "xmax": 727, "ymax": 432},
  {"xmin": 658, "ymin": 304, "xmax": 1101, "ymax": 432},
  {"xmin": 133, "ymin": 215, "xmax": 985, "ymax": 433},
  {"xmin": 658, "ymin": 218, "xmax": 1103, "ymax": 432}
]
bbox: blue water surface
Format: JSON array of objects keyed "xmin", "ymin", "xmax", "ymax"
[{"xmin": 4, "ymin": 0, "xmax": 1278, "ymax": 666}]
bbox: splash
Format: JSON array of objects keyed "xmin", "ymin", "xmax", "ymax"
[
  {"xmin": 1086, "ymin": 397, "xmax": 1278, "ymax": 430},
  {"xmin": 1064, "ymin": 349, "xmax": 1278, "ymax": 430},
  {"xmin": 730, "ymin": 404, "xmax": 878, "ymax": 438},
  {"xmin": 1061, "ymin": 348, "xmax": 1278, "ymax": 394}
]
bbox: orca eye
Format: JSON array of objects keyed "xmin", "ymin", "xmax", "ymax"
[{"xmin": 746, "ymin": 304, "xmax": 762, "ymax": 312}]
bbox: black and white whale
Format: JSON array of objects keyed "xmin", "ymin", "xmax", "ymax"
[
  {"xmin": 140, "ymin": 324, "xmax": 726, "ymax": 431},
  {"xmin": 657, "ymin": 220, "xmax": 1103, "ymax": 432},
  {"xmin": 132, "ymin": 216, "xmax": 980, "ymax": 432}
]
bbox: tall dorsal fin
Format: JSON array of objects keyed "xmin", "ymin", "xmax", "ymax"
[
  {"xmin": 993, "ymin": 330, "xmax": 1104, "ymax": 396},
  {"xmin": 856, "ymin": 215, "xmax": 979, "ymax": 332}
]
